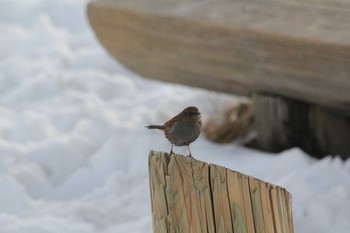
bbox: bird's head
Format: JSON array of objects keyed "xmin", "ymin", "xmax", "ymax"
[{"xmin": 182, "ymin": 106, "xmax": 201, "ymax": 119}]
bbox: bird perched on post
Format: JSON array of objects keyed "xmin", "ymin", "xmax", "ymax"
[{"xmin": 146, "ymin": 106, "xmax": 202, "ymax": 158}]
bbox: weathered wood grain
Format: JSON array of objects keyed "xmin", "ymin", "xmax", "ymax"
[
  {"xmin": 88, "ymin": 0, "xmax": 350, "ymax": 114},
  {"xmin": 148, "ymin": 151, "xmax": 170, "ymax": 233},
  {"xmin": 248, "ymin": 177, "xmax": 266, "ymax": 233},
  {"xmin": 259, "ymin": 183, "xmax": 275, "ymax": 233},
  {"xmin": 253, "ymin": 93, "xmax": 350, "ymax": 159},
  {"xmin": 210, "ymin": 164, "xmax": 234, "ymax": 233},
  {"xmin": 227, "ymin": 171, "xmax": 255, "ymax": 233},
  {"xmin": 240, "ymin": 174, "xmax": 256, "ymax": 233},
  {"xmin": 149, "ymin": 151, "xmax": 294, "ymax": 233},
  {"xmin": 149, "ymin": 151, "xmax": 215, "ymax": 233}
]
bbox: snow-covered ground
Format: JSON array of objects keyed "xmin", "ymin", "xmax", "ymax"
[{"xmin": 0, "ymin": 0, "xmax": 349, "ymax": 232}]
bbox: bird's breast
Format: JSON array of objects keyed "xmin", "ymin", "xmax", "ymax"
[{"xmin": 166, "ymin": 120, "xmax": 201, "ymax": 146}]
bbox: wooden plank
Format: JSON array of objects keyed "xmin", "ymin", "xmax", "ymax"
[
  {"xmin": 148, "ymin": 151, "xmax": 170, "ymax": 233},
  {"xmin": 270, "ymin": 187, "xmax": 290, "ymax": 233},
  {"xmin": 248, "ymin": 177, "xmax": 266, "ymax": 233},
  {"xmin": 91, "ymin": 0, "xmax": 350, "ymax": 44},
  {"xmin": 270, "ymin": 187, "xmax": 282, "ymax": 233},
  {"xmin": 167, "ymin": 155, "xmax": 215, "ymax": 233},
  {"xmin": 88, "ymin": 0, "xmax": 350, "ymax": 114},
  {"xmin": 260, "ymin": 183, "xmax": 275, "ymax": 233},
  {"xmin": 210, "ymin": 164, "xmax": 234, "ymax": 233},
  {"xmin": 149, "ymin": 151, "xmax": 294, "ymax": 233},
  {"xmin": 240, "ymin": 174, "xmax": 256, "ymax": 233},
  {"xmin": 227, "ymin": 171, "xmax": 255, "ymax": 233},
  {"xmin": 285, "ymin": 191, "xmax": 295, "ymax": 233},
  {"xmin": 149, "ymin": 151, "xmax": 215, "ymax": 233}
]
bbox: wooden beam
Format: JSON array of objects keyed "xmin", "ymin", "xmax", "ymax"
[
  {"xmin": 148, "ymin": 151, "xmax": 294, "ymax": 233},
  {"xmin": 87, "ymin": 0, "xmax": 350, "ymax": 114}
]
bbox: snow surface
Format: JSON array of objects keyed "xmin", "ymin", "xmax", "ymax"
[{"xmin": 0, "ymin": 0, "xmax": 349, "ymax": 232}]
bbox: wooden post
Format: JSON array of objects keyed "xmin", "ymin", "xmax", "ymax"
[
  {"xmin": 148, "ymin": 151, "xmax": 294, "ymax": 233},
  {"xmin": 253, "ymin": 93, "xmax": 350, "ymax": 159}
]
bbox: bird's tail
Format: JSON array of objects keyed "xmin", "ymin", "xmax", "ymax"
[{"xmin": 145, "ymin": 125, "xmax": 166, "ymax": 130}]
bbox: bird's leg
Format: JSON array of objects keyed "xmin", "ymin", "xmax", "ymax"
[
  {"xmin": 187, "ymin": 145, "xmax": 193, "ymax": 158},
  {"xmin": 169, "ymin": 144, "xmax": 174, "ymax": 156}
]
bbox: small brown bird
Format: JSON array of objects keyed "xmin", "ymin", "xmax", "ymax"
[{"xmin": 146, "ymin": 106, "xmax": 202, "ymax": 157}]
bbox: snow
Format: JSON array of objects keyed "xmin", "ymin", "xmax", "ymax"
[{"xmin": 0, "ymin": 0, "xmax": 349, "ymax": 232}]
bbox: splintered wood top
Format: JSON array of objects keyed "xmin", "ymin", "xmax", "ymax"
[{"xmin": 148, "ymin": 151, "xmax": 294, "ymax": 233}]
